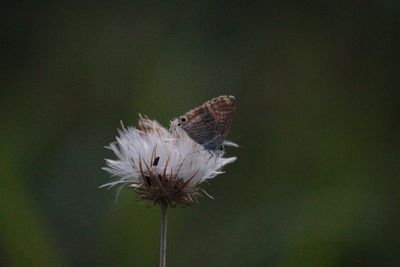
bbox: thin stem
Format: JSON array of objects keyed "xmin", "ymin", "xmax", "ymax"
[{"xmin": 159, "ymin": 200, "xmax": 168, "ymax": 267}]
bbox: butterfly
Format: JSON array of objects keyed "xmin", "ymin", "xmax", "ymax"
[{"xmin": 177, "ymin": 95, "xmax": 236, "ymax": 151}]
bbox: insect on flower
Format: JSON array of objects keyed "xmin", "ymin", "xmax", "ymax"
[
  {"xmin": 102, "ymin": 96, "xmax": 237, "ymax": 206},
  {"xmin": 177, "ymin": 95, "xmax": 236, "ymax": 151}
]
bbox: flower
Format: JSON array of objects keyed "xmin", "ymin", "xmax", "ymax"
[{"xmin": 101, "ymin": 115, "xmax": 236, "ymax": 206}]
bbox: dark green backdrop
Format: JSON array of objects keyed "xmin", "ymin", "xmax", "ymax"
[{"xmin": 1, "ymin": 1, "xmax": 399, "ymax": 266}]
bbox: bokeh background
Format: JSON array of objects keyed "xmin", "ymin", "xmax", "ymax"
[{"xmin": 1, "ymin": 1, "xmax": 399, "ymax": 266}]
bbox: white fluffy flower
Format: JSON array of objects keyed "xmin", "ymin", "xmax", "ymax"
[{"xmin": 102, "ymin": 116, "xmax": 236, "ymax": 206}]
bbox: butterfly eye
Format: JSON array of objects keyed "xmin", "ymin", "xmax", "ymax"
[{"xmin": 178, "ymin": 117, "xmax": 186, "ymax": 126}]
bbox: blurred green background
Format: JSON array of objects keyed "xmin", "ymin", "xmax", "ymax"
[{"xmin": 1, "ymin": 1, "xmax": 399, "ymax": 266}]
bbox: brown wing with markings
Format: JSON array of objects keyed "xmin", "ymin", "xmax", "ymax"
[
  {"xmin": 205, "ymin": 95, "xmax": 236, "ymax": 141},
  {"xmin": 178, "ymin": 95, "xmax": 236, "ymax": 150},
  {"xmin": 178, "ymin": 104, "xmax": 218, "ymax": 146}
]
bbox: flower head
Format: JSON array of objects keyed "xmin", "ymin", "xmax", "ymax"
[{"xmin": 102, "ymin": 115, "xmax": 236, "ymax": 206}]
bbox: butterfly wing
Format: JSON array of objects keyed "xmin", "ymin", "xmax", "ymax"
[
  {"xmin": 179, "ymin": 105, "xmax": 218, "ymax": 147},
  {"xmin": 205, "ymin": 95, "xmax": 236, "ymax": 143},
  {"xmin": 179, "ymin": 95, "xmax": 236, "ymax": 150}
]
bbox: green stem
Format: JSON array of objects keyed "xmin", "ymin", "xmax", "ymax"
[{"xmin": 159, "ymin": 200, "xmax": 168, "ymax": 267}]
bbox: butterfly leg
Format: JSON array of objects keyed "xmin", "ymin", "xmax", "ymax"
[{"xmin": 206, "ymin": 151, "xmax": 214, "ymax": 165}]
